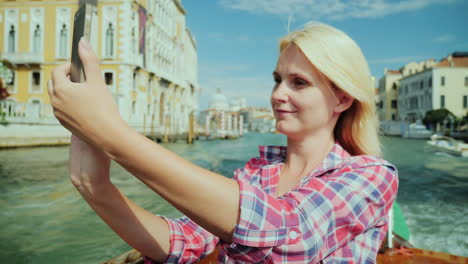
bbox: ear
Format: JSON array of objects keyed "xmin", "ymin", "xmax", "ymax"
[{"xmin": 334, "ymin": 90, "xmax": 354, "ymax": 113}]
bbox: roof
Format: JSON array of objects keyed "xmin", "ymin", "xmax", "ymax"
[
  {"xmin": 434, "ymin": 55, "xmax": 468, "ymax": 68},
  {"xmin": 387, "ymin": 70, "xmax": 401, "ymax": 74}
]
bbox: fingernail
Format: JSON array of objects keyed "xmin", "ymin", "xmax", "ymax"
[{"xmin": 80, "ymin": 37, "xmax": 91, "ymax": 49}]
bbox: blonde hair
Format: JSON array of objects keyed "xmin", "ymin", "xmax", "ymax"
[{"xmin": 279, "ymin": 22, "xmax": 381, "ymax": 156}]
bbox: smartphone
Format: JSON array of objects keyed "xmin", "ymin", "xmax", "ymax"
[{"xmin": 70, "ymin": 0, "xmax": 97, "ymax": 83}]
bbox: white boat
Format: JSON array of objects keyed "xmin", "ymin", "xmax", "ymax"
[
  {"xmin": 380, "ymin": 120, "xmax": 403, "ymax": 136},
  {"xmin": 402, "ymin": 123, "xmax": 432, "ymax": 139},
  {"xmin": 427, "ymin": 134, "xmax": 468, "ymax": 157}
]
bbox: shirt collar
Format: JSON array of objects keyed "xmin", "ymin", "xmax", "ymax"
[{"xmin": 258, "ymin": 143, "xmax": 351, "ymax": 173}]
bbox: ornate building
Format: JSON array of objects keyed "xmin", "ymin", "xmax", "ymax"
[{"xmin": 0, "ymin": 0, "xmax": 199, "ymax": 146}]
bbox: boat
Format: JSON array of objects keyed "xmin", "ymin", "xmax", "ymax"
[
  {"xmin": 380, "ymin": 120, "xmax": 404, "ymax": 136},
  {"xmin": 427, "ymin": 134, "xmax": 468, "ymax": 157},
  {"xmin": 402, "ymin": 122, "xmax": 432, "ymax": 139},
  {"xmin": 102, "ymin": 203, "xmax": 468, "ymax": 264}
]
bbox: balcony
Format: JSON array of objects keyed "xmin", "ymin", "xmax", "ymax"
[{"xmin": 0, "ymin": 52, "xmax": 44, "ymax": 68}]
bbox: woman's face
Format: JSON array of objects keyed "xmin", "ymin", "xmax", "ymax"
[{"xmin": 271, "ymin": 44, "xmax": 344, "ymax": 139}]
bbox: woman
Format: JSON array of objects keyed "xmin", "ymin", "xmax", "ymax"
[{"xmin": 48, "ymin": 22, "xmax": 398, "ymax": 263}]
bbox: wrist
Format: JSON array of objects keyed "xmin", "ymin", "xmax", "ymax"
[
  {"xmin": 99, "ymin": 119, "xmax": 133, "ymax": 159},
  {"xmin": 103, "ymin": 121, "xmax": 140, "ymax": 162}
]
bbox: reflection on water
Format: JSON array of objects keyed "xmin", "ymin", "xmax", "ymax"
[{"xmin": 0, "ymin": 134, "xmax": 467, "ymax": 263}]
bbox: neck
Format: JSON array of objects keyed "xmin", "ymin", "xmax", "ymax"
[{"xmin": 284, "ymin": 130, "xmax": 335, "ymax": 178}]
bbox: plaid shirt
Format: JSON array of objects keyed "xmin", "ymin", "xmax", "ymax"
[{"xmin": 144, "ymin": 143, "xmax": 398, "ymax": 263}]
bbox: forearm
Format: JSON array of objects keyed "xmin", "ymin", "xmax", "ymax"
[
  {"xmin": 75, "ymin": 182, "xmax": 170, "ymax": 262},
  {"xmin": 104, "ymin": 124, "xmax": 240, "ymax": 242}
]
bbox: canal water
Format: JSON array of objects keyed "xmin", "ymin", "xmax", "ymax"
[{"xmin": 0, "ymin": 133, "xmax": 467, "ymax": 263}]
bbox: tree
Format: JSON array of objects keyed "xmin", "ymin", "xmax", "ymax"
[
  {"xmin": 423, "ymin": 108, "xmax": 457, "ymax": 127},
  {"xmin": 0, "ymin": 62, "xmax": 13, "ymax": 100}
]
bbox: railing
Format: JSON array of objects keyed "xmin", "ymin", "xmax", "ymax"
[
  {"xmin": 0, "ymin": 52, "xmax": 44, "ymax": 65},
  {"xmin": 0, "ymin": 100, "xmax": 58, "ymax": 124}
]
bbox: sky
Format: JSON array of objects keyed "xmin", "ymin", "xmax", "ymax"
[{"xmin": 182, "ymin": 0, "xmax": 468, "ymax": 109}]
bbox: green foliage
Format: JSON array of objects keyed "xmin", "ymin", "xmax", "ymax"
[{"xmin": 423, "ymin": 108, "xmax": 457, "ymax": 126}]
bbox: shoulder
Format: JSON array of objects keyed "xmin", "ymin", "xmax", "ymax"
[
  {"xmin": 232, "ymin": 156, "xmax": 266, "ymax": 181},
  {"xmin": 329, "ymin": 155, "xmax": 398, "ymax": 202},
  {"xmin": 335, "ymin": 155, "xmax": 398, "ymax": 181},
  {"xmin": 233, "ymin": 145, "xmax": 285, "ymax": 181}
]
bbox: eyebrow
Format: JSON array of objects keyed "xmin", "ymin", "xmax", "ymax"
[{"xmin": 272, "ymin": 71, "xmax": 310, "ymax": 80}]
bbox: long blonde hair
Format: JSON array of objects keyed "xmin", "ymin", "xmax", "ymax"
[{"xmin": 279, "ymin": 22, "xmax": 381, "ymax": 156}]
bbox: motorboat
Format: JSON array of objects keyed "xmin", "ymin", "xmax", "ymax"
[
  {"xmin": 402, "ymin": 123, "xmax": 432, "ymax": 139},
  {"xmin": 427, "ymin": 134, "xmax": 468, "ymax": 157}
]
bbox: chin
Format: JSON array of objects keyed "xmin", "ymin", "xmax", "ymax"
[{"xmin": 275, "ymin": 123, "xmax": 297, "ymax": 137}]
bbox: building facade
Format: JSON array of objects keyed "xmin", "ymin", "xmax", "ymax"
[
  {"xmin": 377, "ymin": 69, "xmax": 402, "ymax": 121},
  {"xmin": 0, "ymin": 0, "xmax": 199, "ymax": 145},
  {"xmin": 398, "ymin": 54, "xmax": 468, "ymax": 122}
]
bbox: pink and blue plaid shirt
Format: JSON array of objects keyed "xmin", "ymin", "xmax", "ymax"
[{"xmin": 145, "ymin": 143, "xmax": 398, "ymax": 263}]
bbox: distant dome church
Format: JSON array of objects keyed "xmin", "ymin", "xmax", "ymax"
[{"xmin": 209, "ymin": 88, "xmax": 229, "ymax": 111}]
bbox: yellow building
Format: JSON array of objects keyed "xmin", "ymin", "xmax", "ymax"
[
  {"xmin": 0, "ymin": 0, "xmax": 199, "ymax": 142},
  {"xmin": 377, "ymin": 69, "xmax": 402, "ymax": 121}
]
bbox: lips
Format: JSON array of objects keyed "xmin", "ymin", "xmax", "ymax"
[{"xmin": 276, "ymin": 109, "xmax": 297, "ymax": 114}]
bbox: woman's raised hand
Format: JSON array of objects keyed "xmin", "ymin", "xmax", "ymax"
[{"xmin": 47, "ymin": 37, "xmax": 124, "ymax": 151}]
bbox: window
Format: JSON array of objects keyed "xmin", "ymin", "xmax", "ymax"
[
  {"xmin": 464, "ymin": 96, "xmax": 467, "ymax": 108},
  {"xmin": 148, "ymin": 78, "xmax": 152, "ymax": 96},
  {"xmin": 465, "ymin": 77, "xmax": 468, "ymax": 87},
  {"xmin": 441, "ymin": 95, "xmax": 445, "ymax": 108},
  {"xmin": 6, "ymin": 72, "xmax": 15, "ymax": 93},
  {"xmin": 104, "ymin": 72, "xmax": 113, "ymax": 85},
  {"xmin": 441, "ymin": 76, "xmax": 445, "ymax": 86},
  {"xmin": 8, "ymin": 25, "xmax": 15, "ymax": 53},
  {"xmin": 59, "ymin": 24, "xmax": 68, "ymax": 58},
  {"xmin": 132, "ymin": 27, "xmax": 136, "ymax": 54},
  {"xmin": 392, "ymin": 83, "xmax": 397, "ymax": 90},
  {"xmin": 420, "ymin": 80, "xmax": 423, "ymax": 90},
  {"xmin": 391, "ymin": 100, "xmax": 397, "ymax": 109},
  {"xmin": 31, "ymin": 99, "xmax": 41, "ymax": 104},
  {"xmin": 7, "ymin": 72, "xmax": 15, "ymax": 86},
  {"xmin": 429, "ymin": 77, "xmax": 432, "ymax": 88},
  {"xmin": 133, "ymin": 71, "xmax": 137, "ymax": 90},
  {"xmin": 33, "ymin": 72, "xmax": 40, "ymax": 85},
  {"xmin": 105, "ymin": 23, "xmax": 114, "ymax": 57},
  {"xmin": 33, "ymin": 25, "xmax": 41, "ymax": 52},
  {"xmin": 392, "ymin": 114, "xmax": 396, "ymax": 120},
  {"xmin": 32, "ymin": 72, "xmax": 41, "ymax": 92},
  {"xmin": 132, "ymin": 100, "xmax": 136, "ymax": 114}
]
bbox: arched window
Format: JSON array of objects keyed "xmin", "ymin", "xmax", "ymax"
[
  {"xmin": 33, "ymin": 25, "xmax": 41, "ymax": 52},
  {"xmin": 132, "ymin": 27, "xmax": 136, "ymax": 54},
  {"xmin": 59, "ymin": 24, "xmax": 68, "ymax": 57},
  {"xmin": 105, "ymin": 23, "xmax": 114, "ymax": 57},
  {"xmin": 8, "ymin": 25, "xmax": 15, "ymax": 53}
]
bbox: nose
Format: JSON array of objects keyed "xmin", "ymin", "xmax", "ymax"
[{"xmin": 271, "ymin": 82, "xmax": 289, "ymax": 104}]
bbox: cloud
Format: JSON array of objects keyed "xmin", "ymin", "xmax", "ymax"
[
  {"xmin": 433, "ymin": 34, "xmax": 455, "ymax": 43},
  {"xmin": 218, "ymin": 0, "xmax": 457, "ymax": 21},
  {"xmin": 368, "ymin": 56, "xmax": 427, "ymax": 64}
]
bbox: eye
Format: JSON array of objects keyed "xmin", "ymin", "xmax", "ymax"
[
  {"xmin": 293, "ymin": 78, "xmax": 308, "ymax": 87},
  {"xmin": 273, "ymin": 77, "xmax": 281, "ymax": 84},
  {"xmin": 273, "ymin": 76, "xmax": 281, "ymax": 85}
]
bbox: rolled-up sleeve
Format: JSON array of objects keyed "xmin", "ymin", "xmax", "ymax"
[
  {"xmin": 144, "ymin": 216, "xmax": 219, "ymax": 264},
  {"xmin": 231, "ymin": 161, "xmax": 398, "ymax": 259}
]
